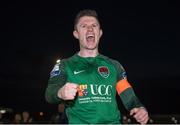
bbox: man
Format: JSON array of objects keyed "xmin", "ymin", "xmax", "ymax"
[{"xmin": 45, "ymin": 9, "xmax": 149, "ymax": 124}]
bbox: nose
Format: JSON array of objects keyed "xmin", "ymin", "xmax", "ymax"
[{"xmin": 87, "ymin": 26, "xmax": 93, "ymax": 31}]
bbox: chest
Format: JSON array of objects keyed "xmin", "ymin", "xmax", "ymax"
[{"xmin": 65, "ymin": 59, "xmax": 117, "ymax": 86}]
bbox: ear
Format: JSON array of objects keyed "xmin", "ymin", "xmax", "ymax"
[
  {"xmin": 100, "ymin": 29, "xmax": 103, "ymax": 38},
  {"xmin": 73, "ymin": 30, "xmax": 79, "ymax": 39}
]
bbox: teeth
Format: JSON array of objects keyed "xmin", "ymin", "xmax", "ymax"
[{"xmin": 86, "ymin": 34, "xmax": 94, "ymax": 38}]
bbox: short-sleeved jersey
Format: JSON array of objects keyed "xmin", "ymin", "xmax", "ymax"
[{"xmin": 45, "ymin": 54, "xmax": 143, "ymax": 124}]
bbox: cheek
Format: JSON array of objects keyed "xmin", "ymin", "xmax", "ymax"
[
  {"xmin": 95, "ymin": 29, "xmax": 101, "ymax": 36},
  {"xmin": 96, "ymin": 32, "xmax": 101, "ymax": 39},
  {"xmin": 78, "ymin": 34, "xmax": 85, "ymax": 42},
  {"xmin": 79, "ymin": 31, "xmax": 86, "ymax": 38}
]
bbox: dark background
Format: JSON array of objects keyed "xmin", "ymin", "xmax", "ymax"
[{"xmin": 0, "ymin": 0, "xmax": 180, "ymax": 117}]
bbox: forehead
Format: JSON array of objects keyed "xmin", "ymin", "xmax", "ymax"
[{"xmin": 77, "ymin": 16, "xmax": 99, "ymax": 25}]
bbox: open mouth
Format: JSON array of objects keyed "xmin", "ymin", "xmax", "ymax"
[{"xmin": 86, "ymin": 34, "xmax": 95, "ymax": 42}]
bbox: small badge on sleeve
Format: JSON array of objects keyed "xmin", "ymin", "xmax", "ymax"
[
  {"xmin": 120, "ymin": 65, "xmax": 127, "ymax": 79},
  {"xmin": 50, "ymin": 65, "xmax": 60, "ymax": 78},
  {"xmin": 122, "ymin": 71, "xmax": 127, "ymax": 79},
  {"xmin": 50, "ymin": 59, "xmax": 61, "ymax": 78}
]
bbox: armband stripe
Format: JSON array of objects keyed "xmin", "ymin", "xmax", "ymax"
[{"xmin": 116, "ymin": 79, "xmax": 132, "ymax": 95}]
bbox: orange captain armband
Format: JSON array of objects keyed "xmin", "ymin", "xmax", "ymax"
[{"xmin": 116, "ymin": 78, "xmax": 132, "ymax": 95}]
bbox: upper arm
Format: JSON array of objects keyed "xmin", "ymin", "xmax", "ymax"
[{"xmin": 45, "ymin": 59, "xmax": 67, "ymax": 104}]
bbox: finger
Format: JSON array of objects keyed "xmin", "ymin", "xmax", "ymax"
[
  {"xmin": 139, "ymin": 114, "xmax": 149, "ymax": 124},
  {"xmin": 143, "ymin": 117, "xmax": 149, "ymax": 124},
  {"xmin": 64, "ymin": 95, "xmax": 75, "ymax": 100},
  {"xmin": 130, "ymin": 108, "xmax": 138, "ymax": 116},
  {"xmin": 67, "ymin": 83, "xmax": 79, "ymax": 89},
  {"xmin": 69, "ymin": 88, "xmax": 77, "ymax": 96},
  {"xmin": 139, "ymin": 117, "xmax": 149, "ymax": 124},
  {"xmin": 64, "ymin": 91, "xmax": 77, "ymax": 100},
  {"xmin": 133, "ymin": 108, "xmax": 147, "ymax": 119},
  {"xmin": 133, "ymin": 110, "xmax": 146, "ymax": 120},
  {"xmin": 136, "ymin": 113, "xmax": 148, "ymax": 124}
]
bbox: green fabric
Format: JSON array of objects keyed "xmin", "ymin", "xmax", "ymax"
[
  {"xmin": 111, "ymin": 60, "xmax": 144, "ymax": 111},
  {"xmin": 120, "ymin": 88, "xmax": 144, "ymax": 111},
  {"xmin": 45, "ymin": 59, "xmax": 67, "ymax": 104},
  {"xmin": 45, "ymin": 53, "xmax": 144, "ymax": 124}
]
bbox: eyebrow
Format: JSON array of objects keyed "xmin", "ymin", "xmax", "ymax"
[{"xmin": 79, "ymin": 22, "xmax": 99, "ymax": 26}]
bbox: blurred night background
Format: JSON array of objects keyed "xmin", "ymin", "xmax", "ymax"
[{"xmin": 0, "ymin": 0, "xmax": 180, "ymax": 123}]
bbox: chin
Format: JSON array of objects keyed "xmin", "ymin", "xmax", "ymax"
[{"xmin": 86, "ymin": 46, "xmax": 97, "ymax": 50}]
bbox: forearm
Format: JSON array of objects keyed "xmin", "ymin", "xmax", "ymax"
[
  {"xmin": 45, "ymin": 73, "xmax": 67, "ymax": 104},
  {"xmin": 45, "ymin": 83, "xmax": 63, "ymax": 104},
  {"xmin": 120, "ymin": 87, "xmax": 144, "ymax": 111}
]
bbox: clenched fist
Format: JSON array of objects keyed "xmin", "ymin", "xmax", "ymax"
[
  {"xmin": 57, "ymin": 83, "xmax": 78, "ymax": 100},
  {"xmin": 130, "ymin": 107, "xmax": 149, "ymax": 124}
]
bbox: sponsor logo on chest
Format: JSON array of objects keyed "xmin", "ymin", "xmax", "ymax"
[
  {"xmin": 78, "ymin": 84, "xmax": 112, "ymax": 97},
  {"xmin": 77, "ymin": 84, "xmax": 113, "ymax": 104}
]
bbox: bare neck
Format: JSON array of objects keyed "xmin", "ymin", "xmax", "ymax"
[{"xmin": 78, "ymin": 49, "xmax": 99, "ymax": 57}]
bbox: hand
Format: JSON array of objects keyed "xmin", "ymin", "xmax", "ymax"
[
  {"xmin": 130, "ymin": 107, "xmax": 149, "ymax": 124},
  {"xmin": 57, "ymin": 83, "xmax": 78, "ymax": 100}
]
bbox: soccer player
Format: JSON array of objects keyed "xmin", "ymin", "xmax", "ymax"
[{"xmin": 45, "ymin": 9, "xmax": 149, "ymax": 124}]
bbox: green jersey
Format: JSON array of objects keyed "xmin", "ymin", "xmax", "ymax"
[{"xmin": 45, "ymin": 54, "xmax": 143, "ymax": 124}]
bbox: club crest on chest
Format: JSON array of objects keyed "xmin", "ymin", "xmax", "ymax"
[{"xmin": 98, "ymin": 66, "xmax": 109, "ymax": 78}]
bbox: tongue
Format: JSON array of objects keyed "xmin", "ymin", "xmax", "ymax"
[{"xmin": 86, "ymin": 36, "xmax": 95, "ymax": 42}]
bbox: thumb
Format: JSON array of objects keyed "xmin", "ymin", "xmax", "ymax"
[{"xmin": 130, "ymin": 108, "xmax": 138, "ymax": 116}]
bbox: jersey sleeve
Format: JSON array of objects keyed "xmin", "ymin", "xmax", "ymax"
[
  {"xmin": 113, "ymin": 61, "xmax": 144, "ymax": 111},
  {"xmin": 45, "ymin": 59, "xmax": 67, "ymax": 104}
]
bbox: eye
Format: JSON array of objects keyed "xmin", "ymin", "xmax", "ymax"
[
  {"xmin": 80, "ymin": 24, "xmax": 86, "ymax": 28},
  {"xmin": 92, "ymin": 24, "xmax": 98, "ymax": 27}
]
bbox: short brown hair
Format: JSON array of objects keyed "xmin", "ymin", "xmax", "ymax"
[{"xmin": 74, "ymin": 9, "xmax": 100, "ymax": 30}]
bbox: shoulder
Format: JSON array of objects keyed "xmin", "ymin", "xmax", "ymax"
[
  {"xmin": 49, "ymin": 55, "xmax": 74, "ymax": 78},
  {"xmin": 99, "ymin": 54, "xmax": 126, "ymax": 73},
  {"xmin": 55, "ymin": 54, "xmax": 77, "ymax": 66},
  {"xmin": 61, "ymin": 54, "xmax": 79, "ymax": 64},
  {"xmin": 99, "ymin": 54, "xmax": 122, "ymax": 66}
]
